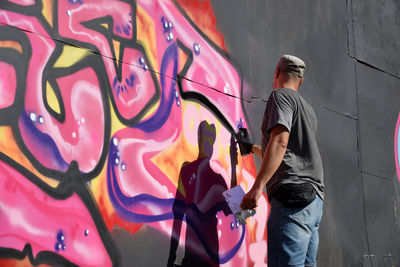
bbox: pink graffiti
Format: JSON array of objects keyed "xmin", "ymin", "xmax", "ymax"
[
  {"xmin": 57, "ymin": 0, "xmax": 158, "ymax": 122},
  {"xmin": 0, "ymin": 11, "xmax": 106, "ymax": 173},
  {"xmin": 0, "ymin": 62, "xmax": 16, "ymax": 109},
  {"xmin": 0, "ymin": 159, "xmax": 111, "ymax": 266},
  {"xmin": 20, "ymin": 65, "xmax": 105, "ymax": 172},
  {"xmin": 110, "ymin": 48, "xmax": 157, "ymax": 119},
  {"xmin": 7, "ymin": 0, "xmax": 34, "ymax": 6},
  {"xmin": 138, "ymin": 0, "xmax": 245, "ymax": 128},
  {"xmin": 0, "ymin": 0, "xmax": 268, "ymax": 266}
]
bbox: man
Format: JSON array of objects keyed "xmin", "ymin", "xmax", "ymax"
[{"xmin": 240, "ymin": 55, "xmax": 324, "ymax": 267}]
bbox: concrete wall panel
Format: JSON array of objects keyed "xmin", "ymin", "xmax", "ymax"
[
  {"xmin": 349, "ymin": 0, "xmax": 400, "ymax": 77},
  {"xmin": 357, "ymin": 62, "xmax": 400, "ymax": 178}
]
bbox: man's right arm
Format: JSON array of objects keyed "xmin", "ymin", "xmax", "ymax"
[{"xmin": 241, "ymin": 125, "xmax": 289, "ymax": 210}]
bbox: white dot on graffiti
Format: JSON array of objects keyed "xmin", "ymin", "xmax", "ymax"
[
  {"xmin": 139, "ymin": 57, "xmax": 145, "ymax": 65},
  {"xmin": 81, "ymin": 118, "xmax": 85, "ymax": 124},
  {"xmin": 72, "ymin": 132, "xmax": 76, "ymax": 138},
  {"xmin": 38, "ymin": 116, "xmax": 44, "ymax": 124},
  {"xmin": 30, "ymin": 113, "xmax": 37, "ymax": 122},
  {"xmin": 113, "ymin": 137, "xmax": 118, "ymax": 146},
  {"xmin": 67, "ymin": 10, "xmax": 71, "ymax": 16},
  {"xmin": 169, "ymin": 32, "xmax": 174, "ymax": 40},
  {"xmin": 193, "ymin": 43, "xmax": 200, "ymax": 55},
  {"xmin": 218, "ymin": 230, "xmax": 222, "ymax": 238},
  {"xmin": 218, "ymin": 219, "xmax": 222, "ymax": 225},
  {"xmin": 224, "ymin": 83, "xmax": 230, "ymax": 94},
  {"xmin": 169, "ymin": 22, "xmax": 173, "ymax": 29},
  {"xmin": 121, "ymin": 163, "xmax": 126, "ymax": 171},
  {"xmin": 115, "ymin": 158, "xmax": 120, "ymax": 165}
]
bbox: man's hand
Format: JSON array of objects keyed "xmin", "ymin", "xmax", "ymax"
[{"xmin": 240, "ymin": 186, "xmax": 263, "ymax": 210}]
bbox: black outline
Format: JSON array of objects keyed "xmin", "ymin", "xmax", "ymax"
[
  {"xmin": 79, "ymin": 14, "xmax": 161, "ymax": 126},
  {"xmin": 176, "ymin": 40, "xmax": 235, "ymax": 135},
  {"xmin": 0, "ymin": 1, "xmax": 255, "ymax": 266},
  {"xmin": 0, "ymin": 0, "xmax": 42, "ymax": 16},
  {"xmin": 0, "ymin": 22, "xmax": 118, "ymax": 265},
  {"xmin": 42, "ymin": 43, "xmax": 66, "ymax": 123},
  {"xmin": 0, "ymin": 152, "xmax": 120, "ymax": 266},
  {"xmin": 172, "ymin": 0, "xmax": 250, "ymax": 131},
  {"xmin": 43, "ymin": 75, "xmax": 65, "ymax": 123},
  {"xmin": 14, "ymin": 50, "xmax": 112, "ymax": 182},
  {"xmin": 0, "ymin": 25, "xmax": 31, "ymax": 125},
  {"xmin": 0, "ymin": 244, "xmax": 78, "ymax": 267}
]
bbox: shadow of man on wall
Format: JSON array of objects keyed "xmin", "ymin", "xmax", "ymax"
[{"xmin": 167, "ymin": 120, "xmax": 237, "ymax": 267}]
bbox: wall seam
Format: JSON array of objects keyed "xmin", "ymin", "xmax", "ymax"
[
  {"xmin": 349, "ymin": 56, "xmax": 400, "ymax": 81},
  {"xmin": 354, "ymin": 55, "xmax": 375, "ymax": 266},
  {"xmin": 360, "ymin": 171, "xmax": 394, "ymax": 181},
  {"xmin": 347, "ymin": 0, "xmax": 374, "ymax": 263}
]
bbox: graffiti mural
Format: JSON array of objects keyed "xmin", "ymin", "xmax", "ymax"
[{"xmin": 0, "ymin": 0, "xmax": 269, "ymax": 266}]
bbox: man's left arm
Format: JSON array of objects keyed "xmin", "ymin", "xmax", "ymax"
[{"xmin": 241, "ymin": 124, "xmax": 289, "ymax": 210}]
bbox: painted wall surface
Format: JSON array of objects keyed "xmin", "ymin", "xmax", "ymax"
[
  {"xmin": 0, "ymin": 0, "xmax": 265, "ymax": 266},
  {"xmin": 0, "ymin": 0, "xmax": 399, "ymax": 267}
]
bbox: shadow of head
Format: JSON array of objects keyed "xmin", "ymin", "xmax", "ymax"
[{"xmin": 197, "ymin": 120, "xmax": 216, "ymax": 159}]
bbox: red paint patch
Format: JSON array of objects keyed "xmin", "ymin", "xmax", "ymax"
[
  {"xmin": 176, "ymin": 0, "xmax": 227, "ymax": 51},
  {"xmin": 0, "ymin": 257, "xmax": 51, "ymax": 267}
]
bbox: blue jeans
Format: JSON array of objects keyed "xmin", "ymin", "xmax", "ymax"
[{"xmin": 267, "ymin": 196, "xmax": 323, "ymax": 267}]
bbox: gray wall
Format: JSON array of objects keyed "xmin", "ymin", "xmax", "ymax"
[{"xmin": 210, "ymin": 0, "xmax": 400, "ymax": 266}]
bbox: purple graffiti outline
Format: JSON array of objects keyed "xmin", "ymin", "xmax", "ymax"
[
  {"xmin": 20, "ymin": 110, "xmax": 69, "ymax": 172},
  {"xmin": 134, "ymin": 42, "xmax": 178, "ymax": 133},
  {"xmin": 107, "ymin": 142, "xmax": 245, "ymax": 264},
  {"xmin": 106, "ymin": 42, "xmax": 245, "ymax": 262}
]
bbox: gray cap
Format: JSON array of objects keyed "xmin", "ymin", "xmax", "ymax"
[{"xmin": 276, "ymin": 55, "xmax": 306, "ymax": 78}]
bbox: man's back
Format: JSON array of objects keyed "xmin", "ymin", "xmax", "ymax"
[{"xmin": 261, "ymin": 88, "xmax": 324, "ymax": 200}]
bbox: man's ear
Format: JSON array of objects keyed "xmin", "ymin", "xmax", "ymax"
[
  {"xmin": 275, "ymin": 69, "xmax": 280, "ymax": 79},
  {"xmin": 299, "ymin": 77, "xmax": 303, "ymax": 87}
]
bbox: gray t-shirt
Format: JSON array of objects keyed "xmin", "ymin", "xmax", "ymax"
[{"xmin": 261, "ymin": 88, "xmax": 324, "ymax": 200}]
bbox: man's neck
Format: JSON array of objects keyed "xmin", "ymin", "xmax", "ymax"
[{"xmin": 274, "ymin": 82, "xmax": 299, "ymax": 91}]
